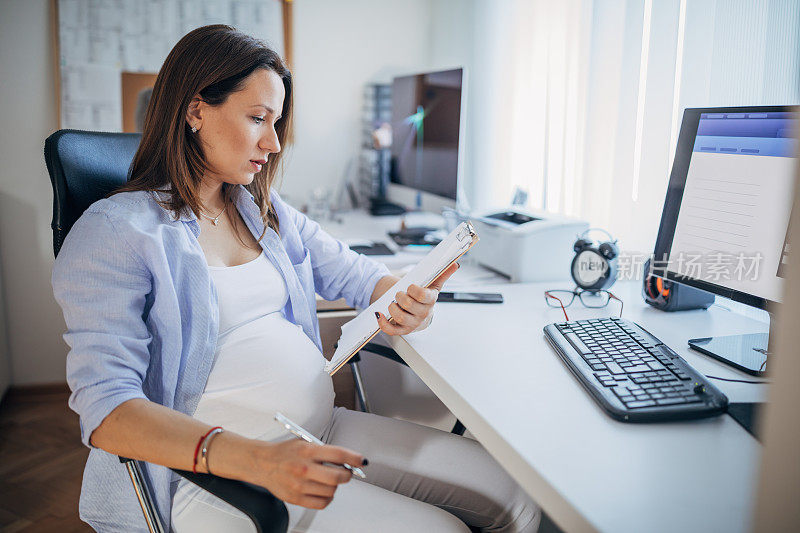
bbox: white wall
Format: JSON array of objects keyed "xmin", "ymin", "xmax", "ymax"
[
  {"xmin": 427, "ymin": 0, "xmax": 475, "ymax": 209},
  {"xmin": 0, "ymin": 0, "xmax": 66, "ymax": 385},
  {"xmin": 279, "ymin": 0, "xmax": 434, "ymax": 206}
]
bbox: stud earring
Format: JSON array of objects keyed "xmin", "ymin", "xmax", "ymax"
[{"xmin": 191, "ymin": 126, "xmax": 198, "ymax": 133}]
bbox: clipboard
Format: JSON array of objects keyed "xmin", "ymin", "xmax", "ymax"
[{"xmin": 325, "ymin": 221, "xmax": 479, "ymax": 375}]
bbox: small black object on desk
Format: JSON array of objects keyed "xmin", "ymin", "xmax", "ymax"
[
  {"xmin": 369, "ymin": 197, "xmax": 406, "ymax": 216},
  {"xmin": 389, "ymin": 227, "xmax": 442, "ymax": 246},
  {"xmin": 349, "ymin": 242, "xmax": 395, "ymax": 256},
  {"xmin": 438, "ymin": 292, "xmax": 504, "ymax": 304}
]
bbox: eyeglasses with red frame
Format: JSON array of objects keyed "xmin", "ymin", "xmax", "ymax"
[{"xmin": 544, "ymin": 288, "xmax": 624, "ymax": 321}]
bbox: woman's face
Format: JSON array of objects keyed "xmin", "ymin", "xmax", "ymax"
[{"xmin": 188, "ymin": 68, "xmax": 285, "ymax": 188}]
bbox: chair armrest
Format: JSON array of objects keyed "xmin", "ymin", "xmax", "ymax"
[
  {"xmin": 356, "ymin": 344, "xmax": 467, "ymax": 435},
  {"xmin": 172, "ymin": 469, "xmax": 288, "ymax": 533},
  {"xmin": 360, "ymin": 342, "xmax": 408, "ymax": 366}
]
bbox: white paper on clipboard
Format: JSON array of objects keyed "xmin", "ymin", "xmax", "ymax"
[{"xmin": 325, "ymin": 221, "xmax": 478, "ymax": 375}]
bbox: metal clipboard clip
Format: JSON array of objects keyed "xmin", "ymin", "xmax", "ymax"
[{"xmin": 457, "ymin": 221, "xmax": 476, "ymax": 243}]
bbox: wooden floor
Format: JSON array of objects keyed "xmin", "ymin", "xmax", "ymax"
[{"xmin": 0, "ymin": 385, "xmax": 91, "ymax": 532}]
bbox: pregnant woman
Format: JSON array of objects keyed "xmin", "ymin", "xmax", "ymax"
[{"xmin": 52, "ymin": 24, "xmax": 540, "ymax": 532}]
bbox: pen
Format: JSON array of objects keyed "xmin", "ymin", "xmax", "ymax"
[{"xmin": 274, "ymin": 412, "xmax": 366, "ymax": 479}]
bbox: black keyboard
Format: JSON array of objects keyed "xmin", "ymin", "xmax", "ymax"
[{"xmin": 543, "ymin": 318, "xmax": 728, "ymax": 422}]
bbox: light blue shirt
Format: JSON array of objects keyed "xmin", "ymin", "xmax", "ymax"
[{"xmin": 51, "ymin": 185, "xmax": 390, "ymax": 532}]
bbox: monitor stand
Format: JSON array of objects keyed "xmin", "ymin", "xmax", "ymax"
[{"xmin": 688, "ymin": 332, "xmax": 769, "ymax": 376}]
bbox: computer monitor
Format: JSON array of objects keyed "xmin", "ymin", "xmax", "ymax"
[
  {"xmin": 387, "ymin": 67, "xmax": 465, "ymax": 213},
  {"xmin": 652, "ymin": 106, "xmax": 799, "ymax": 374}
]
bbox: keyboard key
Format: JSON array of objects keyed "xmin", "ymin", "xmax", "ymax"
[
  {"xmin": 628, "ymin": 400, "xmax": 656, "ymax": 408},
  {"xmin": 565, "ymin": 332, "xmax": 591, "ymax": 355},
  {"xmin": 656, "ymin": 398, "xmax": 685, "ymax": 405},
  {"xmin": 606, "ymin": 362, "xmax": 625, "ymax": 375}
]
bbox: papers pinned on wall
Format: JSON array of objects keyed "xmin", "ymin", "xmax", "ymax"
[{"xmin": 56, "ymin": 0, "xmax": 285, "ymax": 131}]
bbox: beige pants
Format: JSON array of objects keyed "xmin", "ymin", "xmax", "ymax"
[{"xmin": 172, "ymin": 408, "xmax": 541, "ymax": 532}]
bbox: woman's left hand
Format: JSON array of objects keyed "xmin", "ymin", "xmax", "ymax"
[{"xmin": 375, "ymin": 263, "xmax": 459, "ymax": 335}]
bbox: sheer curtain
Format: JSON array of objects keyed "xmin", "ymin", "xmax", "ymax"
[{"xmin": 471, "ymin": 0, "xmax": 800, "ymax": 253}]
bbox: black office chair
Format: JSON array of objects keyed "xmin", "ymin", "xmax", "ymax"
[{"xmin": 45, "ymin": 129, "xmax": 289, "ymax": 533}]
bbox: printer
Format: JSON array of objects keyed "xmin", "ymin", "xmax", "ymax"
[{"xmin": 470, "ymin": 207, "xmax": 589, "ymax": 282}]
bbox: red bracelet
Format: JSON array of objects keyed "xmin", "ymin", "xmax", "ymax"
[{"xmin": 193, "ymin": 426, "xmax": 222, "ymax": 474}]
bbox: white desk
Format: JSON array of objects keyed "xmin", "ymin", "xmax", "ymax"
[
  {"xmin": 321, "ymin": 211, "xmax": 768, "ymax": 533},
  {"xmin": 389, "ymin": 280, "xmax": 766, "ymax": 533}
]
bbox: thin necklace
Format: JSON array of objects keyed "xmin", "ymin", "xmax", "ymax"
[{"xmin": 199, "ymin": 204, "xmax": 227, "ymax": 226}]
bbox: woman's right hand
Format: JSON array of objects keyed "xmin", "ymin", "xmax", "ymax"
[{"xmin": 251, "ymin": 439, "xmax": 366, "ymax": 509}]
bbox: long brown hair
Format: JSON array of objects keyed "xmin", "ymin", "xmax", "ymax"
[{"xmin": 116, "ymin": 24, "xmax": 292, "ymax": 237}]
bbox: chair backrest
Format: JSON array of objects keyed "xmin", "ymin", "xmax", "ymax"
[{"xmin": 44, "ymin": 129, "xmax": 141, "ymax": 257}]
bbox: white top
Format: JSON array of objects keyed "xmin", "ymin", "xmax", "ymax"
[{"xmin": 191, "ymin": 253, "xmax": 334, "ymax": 441}]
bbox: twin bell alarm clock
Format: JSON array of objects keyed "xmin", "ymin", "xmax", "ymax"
[{"xmin": 570, "ymin": 228, "xmax": 618, "ymax": 291}]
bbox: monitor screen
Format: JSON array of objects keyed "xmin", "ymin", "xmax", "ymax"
[
  {"xmin": 389, "ymin": 68, "xmax": 462, "ymax": 201},
  {"xmin": 653, "ymin": 107, "xmax": 799, "ymax": 308}
]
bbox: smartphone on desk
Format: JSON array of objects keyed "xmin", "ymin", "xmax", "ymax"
[{"xmin": 437, "ymin": 292, "xmax": 504, "ymax": 304}]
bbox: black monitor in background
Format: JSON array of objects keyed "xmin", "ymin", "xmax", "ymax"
[
  {"xmin": 652, "ymin": 106, "xmax": 799, "ymax": 375},
  {"xmin": 388, "ymin": 68, "xmax": 463, "ymax": 210}
]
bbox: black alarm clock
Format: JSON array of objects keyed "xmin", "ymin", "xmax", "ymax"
[{"xmin": 570, "ymin": 228, "xmax": 619, "ymax": 291}]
